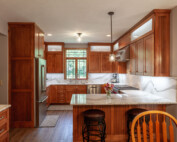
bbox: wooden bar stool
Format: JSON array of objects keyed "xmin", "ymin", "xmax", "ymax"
[
  {"xmin": 82, "ymin": 109, "xmax": 106, "ymax": 142},
  {"xmin": 127, "ymin": 108, "xmax": 149, "ymax": 142}
]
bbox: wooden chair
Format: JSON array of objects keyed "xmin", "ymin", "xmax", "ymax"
[{"xmin": 131, "ymin": 110, "xmax": 177, "ymax": 142}]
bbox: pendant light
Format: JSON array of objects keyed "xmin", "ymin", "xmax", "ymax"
[
  {"xmin": 77, "ymin": 33, "xmax": 82, "ymax": 42},
  {"xmin": 108, "ymin": 11, "xmax": 115, "ymax": 62}
]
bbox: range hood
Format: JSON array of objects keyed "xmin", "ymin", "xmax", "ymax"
[{"xmin": 116, "ymin": 46, "xmax": 130, "ymax": 62}]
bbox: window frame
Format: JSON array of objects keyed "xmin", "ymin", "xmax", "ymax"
[{"xmin": 64, "ymin": 48, "xmax": 88, "ymax": 80}]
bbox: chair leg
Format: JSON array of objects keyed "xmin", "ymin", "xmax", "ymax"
[{"xmin": 127, "ymin": 120, "xmax": 130, "ymax": 142}]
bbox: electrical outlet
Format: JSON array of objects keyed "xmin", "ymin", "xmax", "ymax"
[{"xmin": 0, "ymin": 80, "xmax": 2, "ymax": 86}]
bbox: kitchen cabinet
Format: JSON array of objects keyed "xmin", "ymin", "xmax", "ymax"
[
  {"xmin": 101, "ymin": 52, "xmax": 112, "ymax": 73},
  {"xmin": 65, "ymin": 86, "xmax": 76, "ymax": 104},
  {"xmin": 136, "ymin": 39, "xmax": 144, "ymax": 75},
  {"xmin": 130, "ymin": 43, "xmax": 136, "ymax": 74},
  {"xmin": 89, "ymin": 52, "xmax": 101, "ymax": 73},
  {"xmin": 130, "ymin": 34, "xmax": 154, "ymax": 76},
  {"xmin": 0, "ymin": 109, "xmax": 9, "ymax": 141},
  {"xmin": 48, "ymin": 85, "xmax": 87, "ymax": 104},
  {"xmin": 144, "ymin": 34, "xmax": 154, "ymax": 76},
  {"xmin": 46, "ymin": 52, "xmax": 63, "ymax": 73},
  {"xmin": 118, "ymin": 10, "xmax": 170, "ymax": 76},
  {"xmin": 35, "ymin": 25, "xmax": 45, "ymax": 59},
  {"xmin": 9, "ymin": 23, "xmax": 44, "ymax": 128},
  {"xmin": 89, "ymin": 52, "xmax": 112, "ymax": 73}
]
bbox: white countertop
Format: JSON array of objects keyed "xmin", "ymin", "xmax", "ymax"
[
  {"xmin": 46, "ymin": 79, "xmax": 126, "ymax": 87},
  {"xmin": 0, "ymin": 105, "xmax": 11, "ymax": 112},
  {"xmin": 70, "ymin": 90, "xmax": 177, "ymax": 105}
]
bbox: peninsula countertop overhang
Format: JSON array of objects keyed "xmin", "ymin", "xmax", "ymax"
[{"xmin": 70, "ymin": 90, "xmax": 177, "ymax": 105}]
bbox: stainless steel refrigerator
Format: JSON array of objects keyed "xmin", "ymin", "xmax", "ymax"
[{"xmin": 35, "ymin": 58, "xmax": 48, "ymax": 127}]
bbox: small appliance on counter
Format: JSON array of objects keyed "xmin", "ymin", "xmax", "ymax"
[{"xmin": 111, "ymin": 73, "xmax": 118, "ymax": 83}]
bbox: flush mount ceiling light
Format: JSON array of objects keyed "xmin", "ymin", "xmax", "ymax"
[
  {"xmin": 106, "ymin": 34, "xmax": 111, "ymax": 37},
  {"xmin": 77, "ymin": 33, "xmax": 82, "ymax": 42},
  {"xmin": 108, "ymin": 11, "xmax": 115, "ymax": 62},
  {"xmin": 47, "ymin": 33, "xmax": 52, "ymax": 36}
]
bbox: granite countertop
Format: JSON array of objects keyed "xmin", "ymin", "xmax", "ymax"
[
  {"xmin": 0, "ymin": 105, "xmax": 11, "ymax": 112},
  {"xmin": 46, "ymin": 79, "xmax": 126, "ymax": 87},
  {"xmin": 70, "ymin": 90, "xmax": 177, "ymax": 105}
]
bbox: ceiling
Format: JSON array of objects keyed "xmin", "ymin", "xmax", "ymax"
[{"xmin": 0, "ymin": 0, "xmax": 177, "ymax": 43}]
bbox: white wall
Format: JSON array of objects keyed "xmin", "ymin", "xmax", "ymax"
[
  {"xmin": 0, "ymin": 18, "xmax": 8, "ymax": 35},
  {"xmin": 0, "ymin": 33, "xmax": 8, "ymax": 104},
  {"xmin": 64, "ymin": 43, "xmax": 88, "ymax": 48}
]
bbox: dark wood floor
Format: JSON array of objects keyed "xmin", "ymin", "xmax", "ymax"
[{"xmin": 10, "ymin": 111, "xmax": 73, "ymax": 142}]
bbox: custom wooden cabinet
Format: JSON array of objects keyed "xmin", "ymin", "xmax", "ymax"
[
  {"xmin": 144, "ymin": 34, "xmax": 154, "ymax": 76},
  {"xmin": 115, "ymin": 10, "xmax": 170, "ymax": 76},
  {"xmin": 35, "ymin": 25, "xmax": 45, "ymax": 59},
  {"xmin": 65, "ymin": 86, "xmax": 76, "ymax": 104},
  {"xmin": 89, "ymin": 52, "xmax": 101, "ymax": 73},
  {"xmin": 48, "ymin": 85, "xmax": 87, "ymax": 104},
  {"xmin": 130, "ymin": 43, "xmax": 136, "ymax": 74},
  {"xmin": 8, "ymin": 23, "xmax": 44, "ymax": 128},
  {"xmin": 0, "ymin": 109, "xmax": 9, "ymax": 142},
  {"xmin": 46, "ymin": 52, "xmax": 63, "ymax": 73},
  {"xmin": 76, "ymin": 85, "xmax": 87, "ymax": 94},
  {"xmin": 130, "ymin": 34, "xmax": 154, "ymax": 76},
  {"xmin": 89, "ymin": 52, "xmax": 112, "ymax": 73},
  {"xmin": 136, "ymin": 39, "xmax": 144, "ymax": 75},
  {"xmin": 45, "ymin": 42, "xmax": 64, "ymax": 73},
  {"xmin": 101, "ymin": 52, "xmax": 112, "ymax": 73}
]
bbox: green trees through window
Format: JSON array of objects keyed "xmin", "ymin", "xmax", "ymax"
[{"xmin": 66, "ymin": 49, "xmax": 87, "ymax": 79}]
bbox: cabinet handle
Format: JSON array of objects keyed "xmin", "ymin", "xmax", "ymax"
[
  {"xmin": 0, "ymin": 116, "xmax": 4, "ymax": 121},
  {"xmin": 0, "ymin": 129, "xmax": 4, "ymax": 134}
]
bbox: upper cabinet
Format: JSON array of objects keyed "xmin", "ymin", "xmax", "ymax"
[
  {"xmin": 45, "ymin": 42, "xmax": 64, "ymax": 73},
  {"xmin": 115, "ymin": 9, "xmax": 170, "ymax": 77},
  {"xmin": 35, "ymin": 25, "xmax": 45, "ymax": 59},
  {"xmin": 88, "ymin": 43, "xmax": 112, "ymax": 73}
]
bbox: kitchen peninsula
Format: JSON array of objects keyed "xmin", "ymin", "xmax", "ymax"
[{"xmin": 70, "ymin": 91, "xmax": 177, "ymax": 142}]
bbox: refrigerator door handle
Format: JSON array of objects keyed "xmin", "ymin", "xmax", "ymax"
[
  {"xmin": 41, "ymin": 65, "xmax": 46, "ymax": 92},
  {"xmin": 37, "ymin": 96, "xmax": 48, "ymax": 103}
]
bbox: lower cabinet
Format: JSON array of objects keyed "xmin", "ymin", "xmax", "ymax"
[
  {"xmin": 48, "ymin": 85, "xmax": 87, "ymax": 104},
  {"xmin": 0, "ymin": 109, "xmax": 9, "ymax": 142}
]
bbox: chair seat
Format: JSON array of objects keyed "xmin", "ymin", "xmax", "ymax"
[
  {"xmin": 127, "ymin": 108, "xmax": 147, "ymax": 121},
  {"xmin": 83, "ymin": 109, "xmax": 105, "ymax": 121}
]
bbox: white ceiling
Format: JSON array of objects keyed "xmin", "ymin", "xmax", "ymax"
[{"xmin": 0, "ymin": 0, "xmax": 177, "ymax": 43}]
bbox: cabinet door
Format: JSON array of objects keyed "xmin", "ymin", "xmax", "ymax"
[
  {"xmin": 38, "ymin": 32, "xmax": 45, "ymax": 59},
  {"xmin": 65, "ymin": 86, "xmax": 76, "ymax": 104},
  {"xmin": 144, "ymin": 34, "xmax": 154, "ymax": 76},
  {"xmin": 76, "ymin": 85, "xmax": 87, "ymax": 94},
  {"xmin": 55, "ymin": 53, "xmax": 63, "ymax": 73},
  {"xmin": 130, "ymin": 43, "xmax": 136, "ymax": 74},
  {"xmin": 49, "ymin": 85, "xmax": 57, "ymax": 103},
  {"xmin": 89, "ymin": 52, "xmax": 101, "ymax": 73},
  {"xmin": 101, "ymin": 52, "xmax": 112, "ymax": 73},
  {"xmin": 57, "ymin": 86, "xmax": 65, "ymax": 103},
  {"xmin": 47, "ymin": 53, "xmax": 55, "ymax": 73},
  {"xmin": 136, "ymin": 39, "xmax": 144, "ymax": 75}
]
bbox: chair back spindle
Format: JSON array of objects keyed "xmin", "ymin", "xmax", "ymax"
[{"xmin": 131, "ymin": 111, "xmax": 177, "ymax": 142}]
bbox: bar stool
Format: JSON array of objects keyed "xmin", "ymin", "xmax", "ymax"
[
  {"xmin": 82, "ymin": 109, "xmax": 106, "ymax": 142},
  {"xmin": 126, "ymin": 108, "xmax": 149, "ymax": 142}
]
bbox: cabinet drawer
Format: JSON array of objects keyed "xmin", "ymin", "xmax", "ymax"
[
  {"xmin": 0, "ymin": 110, "xmax": 8, "ymax": 125},
  {"xmin": 0, "ymin": 122, "xmax": 8, "ymax": 138}
]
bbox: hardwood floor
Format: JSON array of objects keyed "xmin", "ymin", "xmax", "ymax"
[{"xmin": 10, "ymin": 111, "xmax": 73, "ymax": 142}]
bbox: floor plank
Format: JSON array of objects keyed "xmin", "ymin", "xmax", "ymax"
[{"xmin": 10, "ymin": 111, "xmax": 73, "ymax": 142}]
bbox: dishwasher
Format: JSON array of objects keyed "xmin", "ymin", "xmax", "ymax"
[{"xmin": 87, "ymin": 85, "xmax": 101, "ymax": 94}]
